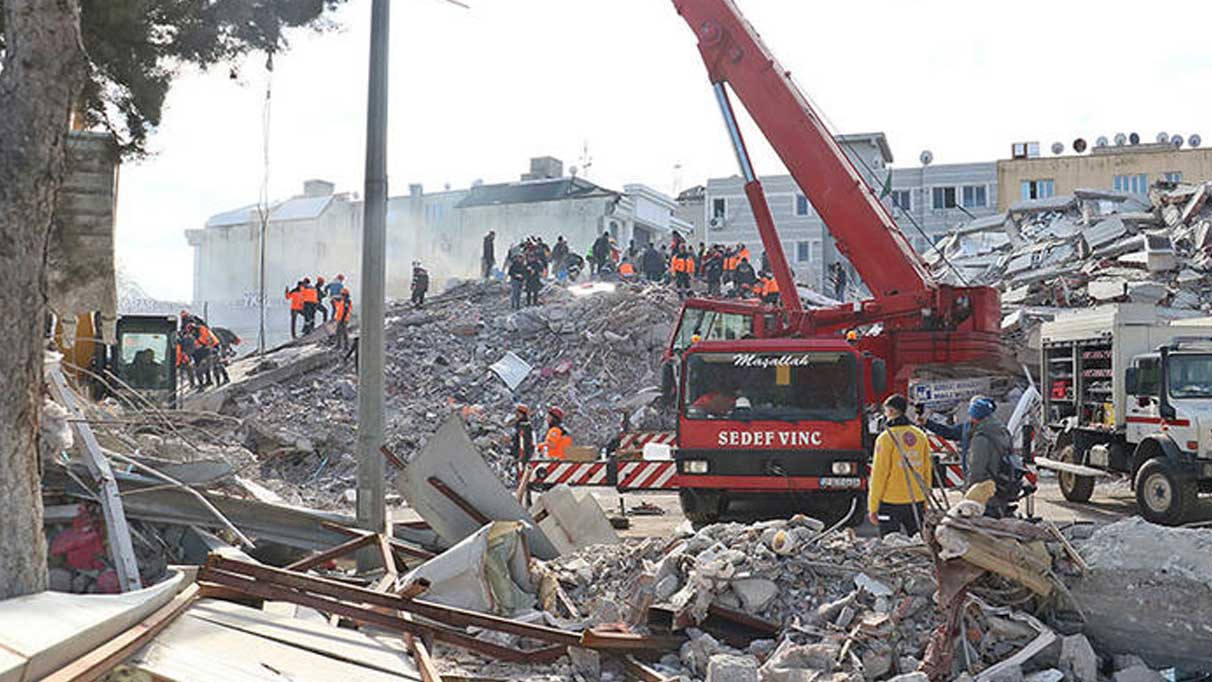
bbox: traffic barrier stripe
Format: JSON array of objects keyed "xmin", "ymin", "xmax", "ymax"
[
  {"xmin": 618, "ymin": 461, "xmax": 677, "ymax": 490},
  {"xmin": 617, "ymin": 432, "xmax": 677, "ymax": 450},
  {"xmin": 529, "ymin": 461, "xmax": 606, "ymax": 486}
]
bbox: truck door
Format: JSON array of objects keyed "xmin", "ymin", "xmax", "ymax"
[{"xmin": 1125, "ymin": 355, "xmax": 1162, "ymax": 442}]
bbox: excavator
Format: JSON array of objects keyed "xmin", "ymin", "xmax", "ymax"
[
  {"xmin": 662, "ymin": 0, "xmax": 1007, "ymax": 522},
  {"xmin": 54, "ymin": 313, "xmax": 180, "ymax": 409}
]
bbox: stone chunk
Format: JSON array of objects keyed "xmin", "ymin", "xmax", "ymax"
[
  {"xmin": 1059, "ymin": 634, "xmax": 1098, "ymax": 682},
  {"xmin": 731, "ymin": 577, "xmax": 778, "ymax": 612},
  {"xmin": 706, "ymin": 654, "xmax": 759, "ymax": 682},
  {"xmin": 1112, "ymin": 666, "xmax": 1164, "ymax": 682}
]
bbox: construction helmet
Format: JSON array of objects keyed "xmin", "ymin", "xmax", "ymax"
[
  {"xmin": 341, "ymin": 288, "xmax": 350, "ymax": 296},
  {"xmin": 516, "ymin": 404, "xmax": 530, "ymax": 416},
  {"xmin": 548, "ymin": 406, "xmax": 565, "ymax": 421}
]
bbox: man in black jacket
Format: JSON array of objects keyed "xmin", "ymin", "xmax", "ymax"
[
  {"xmin": 507, "ymin": 255, "xmax": 527, "ymax": 310},
  {"xmin": 641, "ymin": 244, "xmax": 663, "ymax": 282},
  {"xmin": 591, "ymin": 232, "xmax": 611, "ymax": 278},
  {"xmin": 482, "ymin": 231, "xmax": 496, "ymax": 279},
  {"xmin": 734, "ymin": 257, "xmax": 757, "ymax": 297}
]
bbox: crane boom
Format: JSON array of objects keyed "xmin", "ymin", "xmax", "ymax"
[{"xmin": 674, "ymin": 0, "xmax": 933, "ymax": 299}]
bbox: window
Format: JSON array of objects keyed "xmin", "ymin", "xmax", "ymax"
[
  {"xmin": 796, "ymin": 241, "xmax": 812, "ymax": 263},
  {"xmin": 1135, "ymin": 357, "xmax": 1160, "ymax": 397},
  {"xmin": 962, "ymin": 185, "xmax": 987, "ymax": 208},
  {"xmin": 1020, "ymin": 179, "xmax": 1055, "ymax": 201},
  {"xmin": 683, "ymin": 351, "xmax": 859, "ymax": 422},
  {"xmin": 890, "ymin": 189, "xmax": 911, "ymax": 211},
  {"xmin": 1168, "ymin": 354, "xmax": 1212, "ymax": 399},
  {"xmin": 1113, "ymin": 174, "xmax": 1148, "ymax": 194},
  {"xmin": 795, "ymin": 194, "xmax": 812, "ymax": 216},
  {"xmin": 117, "ymin": 332, "xmax": 171, "ymax": 390},
  {"xmin": 711, "ymin": 198, "xmax": 727, "ymax": 220},
  {"xmin": 931, "ymin": 187, "xmax": 957, "ymax": 209},
  {"xmin": 672, "ymin": 309, "xmax": 754, "ymax": 352},
  {"xmin": 1164, "ymin": 171, "xmax": 1183, "ymax": 183}
]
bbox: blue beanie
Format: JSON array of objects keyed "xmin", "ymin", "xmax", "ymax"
[{"xmin": 969, "ymin": 397, "xmax": 995, "ymax": 420}]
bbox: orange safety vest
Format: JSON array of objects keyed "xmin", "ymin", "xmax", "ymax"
[
  {"xmin": 724, "ymin": 256, "xmax": 737, "ymax": 272},
  {"xmin": 334, "ymin": 298, "xmax": 350, "ymax": 322},
  {"xmin": 544, "ymin": 425, "xmax": 572, "ymax": 460},
  {"xmin": 619, "ymin": 262, "xmax": 635, "ymax": 276},
  {"xmin": 738, "ymin": 248, "xmax": 750, "ymax": 263},
  {"xmin": 175, "ymin": 344, "xmax": 186, "ymax": 366},
  {"xmin": 685, "ymin": 258, "xmax": 696, "ymax": 275},
  {"xmin": 302, "ymin": 286, "xmax": 319, "ymax": 304},
  {"xmin": 199, "ymin": 325, "xmax": 220, "ymax": 348},
  {"xmin": 763, "ymin": 277, "xmax": 779, "ymax": 295},
  {"xmin": 286, "ymin": 289, "xmax": 305, "ymax": 311}
]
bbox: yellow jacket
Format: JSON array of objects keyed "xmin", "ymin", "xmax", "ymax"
[{"xmin": 868, "ymin": 422, "xmax": 933, "ymax": 513}]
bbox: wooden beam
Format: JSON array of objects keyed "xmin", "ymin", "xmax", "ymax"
[{"xmin": 41, "ymin": 583, "xmax": 198, "ymax": 682}]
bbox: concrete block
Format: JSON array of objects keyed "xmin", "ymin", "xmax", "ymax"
[
  {"xmin": 533, "ymin": 485, "xmax": 618, "ymax": 555},
  {"xmin": 730, "ymin": 577, "xmax": 778, "ymax": 613},
  {"xmin": 1059, "ymin": 634, "xmax": 1098, "ymax": 682},
  {"xmin": 1112, "ymin": 667, "xmax": 1164, "ymax": 682},
  {"xmin": 706, "ymin": 654, "xmax": 759, "ymax": 682}
]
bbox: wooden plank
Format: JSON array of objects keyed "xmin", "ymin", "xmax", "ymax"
[
  {"xmin": 407, "ymin": 634, "xmax": 443, "ymax": 682},
  {"xmin": 378, "ymin": 534, "xmax": 399, "ymax": 577},
  {"xmin": 619, "ymin": 655, "xmax": 670, "ymax": 682},
  {"xmin": 40, "ymin": 583, "xmax": 198, "ymax": 682},
  {"xmin": 47, "ymin": 366, "xmax": 142, "ymax": 592}
]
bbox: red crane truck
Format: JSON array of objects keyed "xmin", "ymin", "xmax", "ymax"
[{"xmin": 665, "ymin": 0, "xmax": 1007, "ymax": 522}]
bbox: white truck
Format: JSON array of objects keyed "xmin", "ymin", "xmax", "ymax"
[{"xmin": 1040, "ymin": 303, "xmax": 1212, "ymax": 524}]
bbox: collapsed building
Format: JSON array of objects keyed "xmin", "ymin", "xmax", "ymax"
[{"xmin": 925, "ymin": 181, "xmax": 1212, "ymax": 367}]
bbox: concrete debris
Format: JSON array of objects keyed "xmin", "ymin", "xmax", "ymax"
[
  {"xmin": 401, "ymin": 521, "xmax": 536, "ymax": 616},
  {"xmin": 213, "ymin": 279, "xmax": 681, "ymax": 508},
  {"xmin": 530, "ymin": 484, "xmax": 619, "ymax": 554},
  {"xmin": 1057, "ymin": 634, "xmax": 1098, "ymax": 682},
  {"xmin": 930, "ymin": 180, "xmax": 1212, "ymax": 358},
  {"xmin": 706, "ymin": 653, "xmax": 760, "ymax": 682}
]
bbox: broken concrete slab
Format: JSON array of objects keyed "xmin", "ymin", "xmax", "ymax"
[
  {"xmin": 1083, "ymin": 215, "xmax": 1128, "ymax": 250},
  {"xmin": 1010, "ymin": 195, "xmax": 1077, "ymax": 214},
  {"xmin": 730, "ymin": 578, "xmax": 778, "ymax": 613},
  {"xmin": 395, "ymin": 415, "xmax": 559, "ymax": 559},
  {"xmin": 1058, "ymin": 633, "xmax": 1098, "ymax": 682},
  {"xmin": 1112, "ymin": 667, "xmax": 1165, "ymax": 682},
  {"xmin": 706, "ymin": 653, "xmax": 759, "ymax": 682},
  {"xmin": 531, "ymin": 484, "xmax": 618, "ymax": 555},
  {"xmin": 183, "ymin": 343, "xmax": 338, "ymax": 413},
  {"xmin": 488, "ymin": 351, "xmax": 532, "ymax": 391},
  {"xmin": 401, "ymin": 521, "xmax": 536, "ymax": 616}
]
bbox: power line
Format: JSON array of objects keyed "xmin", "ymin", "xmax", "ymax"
[{"xmin": 256, "ymin": 54, "xmax": 274, "ymax": 355}]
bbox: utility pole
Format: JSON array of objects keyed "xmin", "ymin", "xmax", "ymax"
[{"xmin": 356, "ymin": 0, "xmax": 390, "ymax": 564}]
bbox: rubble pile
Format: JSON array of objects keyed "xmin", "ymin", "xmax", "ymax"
[
  {"xmin": 926, "ymin": 182, "xmax": 1212, "ymax": 359},
  {"xmin": 539, "ymin": 518, "xmax": 952, "ymax": 681},
  {"xmin": 229, "ymin": 279, "xmax": 681, "ymax": 507}
]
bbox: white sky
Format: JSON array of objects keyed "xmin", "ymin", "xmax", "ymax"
[{"xmin": 115, "ymin": 0, "xmax": 1212, "ymax": 301}]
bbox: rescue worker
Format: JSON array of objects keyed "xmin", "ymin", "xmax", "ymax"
[
  {"xmin": 830, "ymin": 262, "xmax": 848, "ymax": 301},
  {"xmin": 641, "ymin": 243, "xmax": 664, "ymax": 282},
  {"xmin": 482, "ymin": 231, "xmax": 496, "ymax": 279},
  {"xmin": 333, "ymin": 288, "xmax": 352, "ymax": 351},
  {"xmin": 188, "ymin": 324, "xmax": 213, "ymax": 389},
  {"xmin": 176, "ymin": 330, "xmax": 196, "ymax": 389},
  {"xmin": 285, "ymin": 280, "xmax": 306, "ymax": 339},
  {"xmin": 671, "ymin": 245, "xmax": 696, "ymax": 299},
  {"xmin": 591, "ymin": 232, "xmax": 611, "ymax": 278},
  {"xmin": 551, "ymin": 236, "xmax": 570, "ymax": 281},
  {"xmin": 541, "ymin": 406, "xmax": 572, "ymax": 460},
  {"xmin": 618, "ymin": 256, "xmax": 637, "ymax": 280},
  {"xmin": 524, "ymin": 252, "xmax": 544, "ymax": 306},
  {"xmin": 722, "ymin": 246, "xmax": 738, "ymax": 290},
  {"xmin": 868, "ymin": 394, "xmax": 933, "ymax": 537},
  {"xmin": 198, "ymin": 323, "xmax": 229, "ymax": 386},
  {"xmin": 704, "ymin": 247, "xmax": 724, "ymax": 296},
  {"xmin": 326, "ymin": 274, "xmax": 346, "ymax": 317},
  {"xmin": 511, "ymin": 404, "xmax": 535, "ymax": 480},
  {"xmin": 180, "ymin": 309, "xmax": 206, "ymax": 329},
  {"xmin": 966, "ymin": 397, "xmax": 1016, "ymax": 518},
  {"xmin": 758, "ymin": 270, "xmax": 780, "ymax": 304},
  {"xmin": 919, "ymin": 395, "xmax": 991, "ymax": 477},
  {"xmin": 508, "ymin": 254, "xmax": 527, "ymax": 310},
  {"xmin": 314, "ymin": 277, "xmax": 329, "ymax": 323},
  {"xmin": 300, "ymin": 278, "xmax": 320, "ymax": 335},
  {"xmin": 411, "ymin": 261, "xmax": 429, "ymax": 308},
  {"xmin": 734, "ymin": 257, "xmax": 757, "ymax": 297}
]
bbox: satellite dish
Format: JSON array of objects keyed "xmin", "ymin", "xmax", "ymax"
[
  {"xmin": 1157, "ymin": 132, "xmax": 1170, "ymax": 144},
  {"xmin": 1129, "ymin": 132, "xmax": 1140, "ymax": 145},
  {"xmin": 1073, "ymin": 138, "xmax": 1088, "ymax": 153},
  {"xmin": 1096, "ymin": 136, "xmax": 1109, "ymax": 148},
  {"xmin": 919, "ymin": 150, "xmax": 934, "ymax": 166},
  {"xmin": 1114, "ymin": 133, "xmax": 1127, "ymax": 146},
  {"xmin": 1051, "ymin": 142, "xmax": 1065, "ymax": 155},
  {"xmin": 1171, "ymin": 134, "xmax": 1184, "ymax": 148},
  {"xmin": 1190, "ymin": 134, "xmax": 1202, "ymax": 148}
]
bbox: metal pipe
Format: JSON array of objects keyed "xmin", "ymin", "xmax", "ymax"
[
  {"xmin": 357, "ymin": 0, "xmax": 390, "ymax": 568},
  {"xmin": 713, "ymin": 83, "xmax": 755, "ymax": 182}
]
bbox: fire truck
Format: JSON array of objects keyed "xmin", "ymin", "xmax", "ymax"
[
  {"xmin": 663, "ymin": 0, "xmax": 1006, "ymax": 522},
  {"xmin": 526, "ymin": 0, "xmax": 1007, "ymax": 522}
]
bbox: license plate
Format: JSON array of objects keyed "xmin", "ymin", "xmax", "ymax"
[{"xmin": 820, "ymin": 477, "xmax": 862, "ymax": 488}]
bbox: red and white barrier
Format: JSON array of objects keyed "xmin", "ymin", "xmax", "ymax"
[
  {"xmin": 617, "ymin": 431, "xmax": 677, "ymax": 450},
  {"xmin": 616, "ymin": 460, "xmax": 678, "ymax": 491},
  {"xmin": 528, "ymin": 460, "xmax": 609, "ymax": 487}
]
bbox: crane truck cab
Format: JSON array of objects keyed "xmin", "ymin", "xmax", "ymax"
[
  {"xmin": 1041, "ymin": 304, "xmax": 1212, "ymax": 525},
  {"xmin": 661, "ymin": 298, "xmax": 780, "ymax": 400},
  {"xmin": 674, "ymin": 337, "xmax": 886, "ymax": 523}
]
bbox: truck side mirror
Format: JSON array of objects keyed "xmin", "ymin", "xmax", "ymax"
[
  {"xmin": 1124, "ymin": 367, "xmax": 1138, "ymax": 395},
  {"xmin": 871, "ymin": 358, "xmax": 888, "ymax": 397}
]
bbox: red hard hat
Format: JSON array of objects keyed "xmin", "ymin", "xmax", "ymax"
[
  {"xmin": 516, "ymin": 404, "xmax": 529, "ymax": 415},
  {"xmin": 548, "ymin": 406, "xmax": 565, "ymax": 420}
]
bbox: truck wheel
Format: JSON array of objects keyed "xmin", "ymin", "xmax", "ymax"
[
  {"xmin": 1057, "ymin": 445, "xmax": 1095, "ymax": 503},
  {"xmin": 1135, "ymin": 458, "xmax": 1199, "ymax": 526},
  {"xmin": 679, "ymin": 489, "xmax": 723, "ymax": 526}
]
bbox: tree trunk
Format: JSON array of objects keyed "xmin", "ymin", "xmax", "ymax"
[{"xmin": 0, "ymin": 0, "xmax": 88, "ymax": 598}]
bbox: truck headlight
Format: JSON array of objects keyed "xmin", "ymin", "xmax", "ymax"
[
  {"xmin": 832, "ymin": 461, "xmax": 857, "ymax": 475},
  {"xmin": 684, "ymin": 460, "xmax": 709, "ymax": 474}
]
